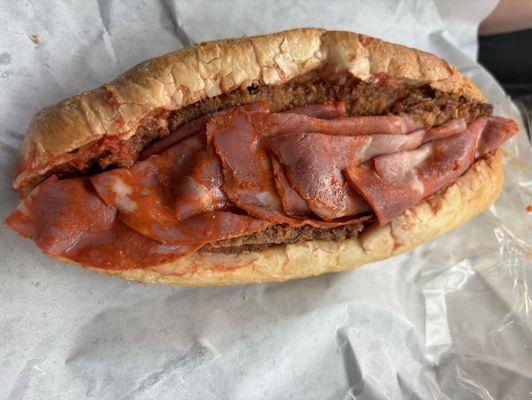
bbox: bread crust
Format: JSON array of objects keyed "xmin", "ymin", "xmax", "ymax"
[
  {"xmin": 86, "ymin": 150, "xmax": 503, "ymax": 286},
  {"xmin": 14, "ymin": 28, "xmax": 486, "ymax": 191}
]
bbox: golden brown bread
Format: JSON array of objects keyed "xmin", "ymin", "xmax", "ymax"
[
  {"xmin": 13, "ymin": 28, "xmax": 505, "ymax": 286},
  {"xmin": 87, "ymin": 150, "xmax": 503, "ymax": 285},
  {"xmin": 14, "ymin": 28, "xmax": 486, "ymax": 191}
]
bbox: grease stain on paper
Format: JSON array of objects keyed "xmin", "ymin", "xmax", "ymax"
[{"xmin": 0, "ymin": 53, "xmax": 11, "ymax": 65}]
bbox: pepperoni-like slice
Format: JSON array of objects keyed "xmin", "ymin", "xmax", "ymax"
[{"xmin": 4, "ymin": 176, "xmax": 199, "ymax": 269}]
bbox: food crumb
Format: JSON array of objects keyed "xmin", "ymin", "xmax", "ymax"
[
  {"xmin": 527, "ymin": 205, "xmax": 532, "ymax": 213},
  {"xmin": 29, "ymin": 34, "xmax": 40, "ymax": 45}
]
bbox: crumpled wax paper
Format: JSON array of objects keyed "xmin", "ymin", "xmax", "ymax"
[{"xmin": 1, "ymin": 1, "xmax": 531, "ymax": 399}]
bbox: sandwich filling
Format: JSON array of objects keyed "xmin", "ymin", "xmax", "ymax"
[
  {"xmin": 17, "ymin": 73, "xmax": 492, "ymax": 192},
  {"xmin": 5, "ymin": 76, "xmax": 517, "ymax": 271}
]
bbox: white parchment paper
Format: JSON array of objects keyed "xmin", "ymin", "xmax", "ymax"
[{"xmin": 1, "ymin": 1, "xmax": 531, "ymax": 399}]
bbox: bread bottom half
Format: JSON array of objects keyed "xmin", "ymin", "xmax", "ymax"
[{"xmin": 82, "ymin": 150, "xmax": 503, "ymax": 286}]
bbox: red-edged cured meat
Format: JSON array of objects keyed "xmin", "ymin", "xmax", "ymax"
[
  {"xmin": 372, "ymin": 146, "xmax": 432, "ymax": 182},
  {"xmin": 344, "ymin": 125, "xmax": 482, "ymax": 225},
  {"xmin": 140, "ymin": 114, "xmax": 209, "ymax": 159},
  {"xmin": 5, "ymin": 176, "xmax": 116, "ymax": 255},
  {"xmin": 268, "ymin": 133, "xmax": 370, "ymax": 220},
  {"xmin": 4, "ymin": 176, "xmax": 199, "ymax": 269},
  {"xmin": 210, "ymin": 107, "xmax": 369, "ymax": 227},
  {"xmin": 267, "ymin": 113, "xmax": 417, "ymax": 136},
  {"xmin": 172, "ymin": 149, "xmax": 229, "ymax": 221},
  {"xmin": 267, "ymin": 130, "xmax": 431, "ymax": 220},
  {"xmin": 345, "ymin": 116, "xmax": 517, "ymax": 225},
  {"xmin": 285, "ymin": 101, "xmax": 346, "ymax": 119},
  {"xmin": 360, "ymin": 130, "xmax": 427, "ymax": 160},
  {"xmin": 140, "ymin": 102, "xmax": 269, "ymax": 159},
  {"xmin": 64, "ymin": 221, "xmax": 202, "ymax": 270},
  {"xmin": 208, "ymin": 106, "xmax": 293, "ymax": 224},
  {"xmin": 476, "ymin": 116, "xmax": 518, "ymax": 156},
  {"xmin": 208, "ymin": 107, "xmax": 424, "ymax": 223},
  {"xmin": 91, "ymin": 135, "xmax": 204, "ymax": 239},
  {"xmin": 270, "ymin": 156, "xmax": 312, "ymax": 216},
  {"xmin": 91, "ymin": 134, "xmax": 270, "ymax": 243},
  {"xmin": 425, "ymin": 118, "xmax": 467, "ymax": 142},
  {"xmin": 143, "ymin": 211, "xmax": 271, "ymax": 244}
]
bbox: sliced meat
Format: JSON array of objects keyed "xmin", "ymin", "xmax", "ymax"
[
  {"xmin": 8, "ymin": 96, "xmax": 515, "ymax": 271},
  {"xmin": 359, "ymin": 130, "xmax": 427, "ymax": 160},
  {"xmin": 265, "ymin": 116, "xmax": 488, "ymax": 222},
  {"xmin": 266, "ymin": 129, "xmax": 434, "ymax": 220},
  {"xmin": 91, "ymin": 134, "xmax": 271, "ymax": 244},
  {"xmin": 139, "ymin": 114, "xmax": 209, "ymax": 159},
  {"xmin": 285, "ymin": 101, "xmax": 346, "ymax": 119},
  {"xmin": 64, "ymin": 221, "xmax": 201, "ymax": 270},
  {"xmin": 5, "ymin": 176, "xmax": 116, "ymax": 255},
  {"xmin": 208, "ymin": 106, "xmax": 293, "ymax": 224},
  {"xmin": 90, "ymin": 135, "xmax": 204, "ymax": 239},
  {"xmin": 4, "ymin": 176, "xmax": 199, "ymax": 269},
  {"xmin": 270, "ymin": 156, "xmax": 312, "ymax": 216},
  {"xmin": 145, "ymin": 211, "xmax": 271, "ymax": 244},
  {"xmin": 21, "ymin": 75, "xmax": 493, "ymax": 195},
  {"xmin": 344, "ymin": 123, "xmax": 484, "ymax": 225},
  {"xmin": 346, "ymin": 116, "xmax": 517, "ymax": 225},
  {"xmin": 372, "ymin": 146, "xmax": 432, "ymax": 182},
  {"xmin": 139, "ymin": 102, "xmax": 268, "ymax": 159},
  {"xmin": 172, "ymin": 149, "xmax": 229, "ymax": 221},
  {"xmin": 267, "ymin": 113, "xmax": 418, "ymax": 136},
  {"xmin": 424, "ymin": 118, "xmax": 467, "ymax": 142},
  {"xmin": 209, "ymin": 107, "xmax": 369, "ymax": 227},
  {"xmin": 476, "ymin": 116, "xmax": 518, "ymax": 156},
  {"xmin": 268, "ymin": 133, "xmax": 370, "ymax": 220}
]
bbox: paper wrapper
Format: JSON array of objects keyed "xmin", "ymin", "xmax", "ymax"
[{"xmin": 1, "ymin": 1, "xmax": 531, "ymax": 399}]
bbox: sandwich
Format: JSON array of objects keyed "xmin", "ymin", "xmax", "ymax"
[{"xmin": 5, "ymin": 28, "xmax": 518, "ymax": 286}]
